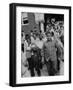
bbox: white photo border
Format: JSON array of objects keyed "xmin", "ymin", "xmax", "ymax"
[{"xmin": 16, "ymin": 5, "xmax": 70, "ymax": 84}]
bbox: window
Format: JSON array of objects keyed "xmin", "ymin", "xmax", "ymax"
[{"xmin": 21, "ymin": 12, "xmax": 29, "ymax": 25}]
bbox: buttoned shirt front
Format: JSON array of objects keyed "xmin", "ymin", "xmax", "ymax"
[{"xmin": 43, "ymin": 40, "xmax": 57, "ymax": 61}]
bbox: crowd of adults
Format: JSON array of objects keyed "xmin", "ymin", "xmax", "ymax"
[{"xmin": 21, "ymin": 18, "xmax": 64, "ymax": 77}]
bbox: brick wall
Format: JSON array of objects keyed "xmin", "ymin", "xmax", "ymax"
[{"xmin": 22, "ymin": 13, "xmax": 39, "ymax": 35}]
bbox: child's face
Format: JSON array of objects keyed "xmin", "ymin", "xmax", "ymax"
[
  {"xmin": 60, "ymin": 26, "xmax": 64, "ymax": 31},
  {"xmin": 27, "ymin": 39, "xmax": 31, "ymax": 44},
  {"xmin": 51, "ymin": 18, "xmax": 55, "ymax": 24},
  {"xmin": 47, "ymin": 33, "xmax": 51, "ymax": 40}
]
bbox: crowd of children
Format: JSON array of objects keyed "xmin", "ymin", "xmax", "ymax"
[{"xmin": 21, "ymin": 18, "xmax": 64, "ymax": 77}]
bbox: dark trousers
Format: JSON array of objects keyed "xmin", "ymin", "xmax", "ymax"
[
  {"xmin": 27, "ymin": 55, "xmax": 41, "ymax": 77},
  {"xmin": 27, "ymin": 58, "xmax": 35, "ymax": 76},
  {"xmin": 57, "ymin": 59, "xmax": 60, "ymax": 71},
  {"xmin": 32, "ymin": 55, "xmax": 41, "ymax": 76},
  {"xmin": 45, "ymin": 59, "xmax": 57, "ymax": 76}
]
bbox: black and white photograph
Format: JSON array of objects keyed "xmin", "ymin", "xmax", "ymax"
[
  {"xmin": 21, "ymin": 12, "xmax": 64, "ymax": 77},
  {"xmin": 10, "ymin": 3, "xmax": 71, "ymax": 87}
]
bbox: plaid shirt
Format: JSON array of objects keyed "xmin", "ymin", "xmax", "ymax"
[{"xmin": 43, "ymin": 40, "xmax": 57, "ymax": 61}]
